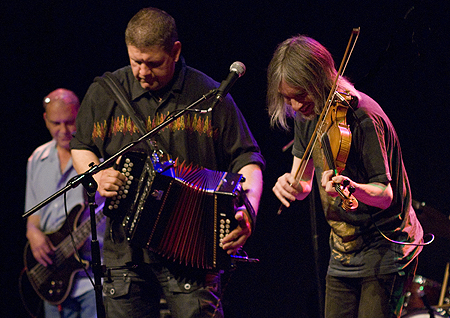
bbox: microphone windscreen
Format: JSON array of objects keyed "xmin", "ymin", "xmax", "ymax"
[{"xmin": 230, "ymin": 61, "xmax": 246, "ymax": 77}]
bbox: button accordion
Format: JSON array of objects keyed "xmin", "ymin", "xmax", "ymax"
[{"xmin": 104, "ymin": 151, "xmax": 255, "ymax": 270}]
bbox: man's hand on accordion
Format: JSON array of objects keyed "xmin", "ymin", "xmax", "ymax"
[
  {"xmin": 221, "ymin": 208, "xmax": 252, "ymax": 255},
  {"xmin": 95, "ymin": 166, "xmax": 127, "ymax": 198}
]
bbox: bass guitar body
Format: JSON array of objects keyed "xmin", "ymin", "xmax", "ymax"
[{"xmin": 23, "ymin": 204, "xmax": 104, "ymax": 305}]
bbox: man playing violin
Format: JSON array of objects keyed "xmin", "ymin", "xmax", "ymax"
[{"xmin": 268, "ymin": 35, "xmax": 423, "ymax": 318}]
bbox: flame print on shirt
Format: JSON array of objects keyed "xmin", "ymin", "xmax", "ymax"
[{"xmin": 92, "ymin": 112, "xmax": 218, "ymax": 140}]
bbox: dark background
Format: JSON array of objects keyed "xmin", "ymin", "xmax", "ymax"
[{"xmin": 1, "ymin": 1, "xmax": 449, "ymax": 317}]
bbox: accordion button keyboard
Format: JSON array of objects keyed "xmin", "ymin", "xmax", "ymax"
[
  {"xmin": 107, "ymin": 159, "xmax": 135, "ymax": 210},
  {"xmin": 218, "ymin": 216, "xmax": 232, "ymax": 247}
]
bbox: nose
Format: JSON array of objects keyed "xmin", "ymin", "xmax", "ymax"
[
  {"xmin": 284, "ymin": 97, "xmax": 293, "ymax": 106},
  {"xmin": 60, "ymin": 122, "xmax": 75, "ymax": 135},
  {"xmin": 139, "ymin": 64, "xmax": 152, "ymax": 77},
  {"xmin": 59, "ymin": 123, "xmax": 69, "ymax": 134},
  {"xmin": 286, "ymin": 98, "xmax": 303, "ymax": 109}
]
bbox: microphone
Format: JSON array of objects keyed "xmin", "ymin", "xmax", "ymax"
[{"xmin": 211, "ymin": 61, "xmax": 246, "ymax": 108}]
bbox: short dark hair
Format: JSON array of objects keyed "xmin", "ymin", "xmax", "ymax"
[{"xmin": 125, "ymin": 7, "xmax": 178, "ymax": 53}]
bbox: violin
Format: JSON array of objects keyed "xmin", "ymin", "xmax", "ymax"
[
  {"xmin": 277, "ymin": 28, "xmax": 360, "ymax": 214},
  {"xmin": 319, "ymin": 91, "xmax": 358, "ymax": 211}
]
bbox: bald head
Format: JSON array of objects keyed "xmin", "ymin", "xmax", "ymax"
[
  {"xmin": 43, "ymin": 88, "xmax": 80, "ymax": 150},
  {"xmin": 43, "ymin": 88, "xmax": 80, "ymax": 111}
]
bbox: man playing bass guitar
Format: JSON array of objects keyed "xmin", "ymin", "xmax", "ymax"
[{"xmin": 25, "ymin": 88, "xmax": 105, "ymax": 318}]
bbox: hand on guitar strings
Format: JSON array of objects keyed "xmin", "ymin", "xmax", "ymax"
[{"xmin": 27, "ymin": 224, "xmax": 56, "ymax": 267}]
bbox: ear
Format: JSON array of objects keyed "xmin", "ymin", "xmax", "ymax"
[
  {"xmin": 43, "ymin": 112, "xmax": 51, "ymax": 130},
  {"xmin": 172, "ymin": 41, "xmax": 182, "ymax": 62}
]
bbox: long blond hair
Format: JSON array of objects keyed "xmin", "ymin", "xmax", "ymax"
[{"xmin": 267, "ymin": 35, "xmax": 357, "ymax": 130}]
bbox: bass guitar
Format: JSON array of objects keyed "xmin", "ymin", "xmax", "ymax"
[{"xmin": 23, "ymin": 203, "xmax": 105, "ymax": 305}]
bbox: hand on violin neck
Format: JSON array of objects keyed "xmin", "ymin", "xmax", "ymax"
[{"xmin": 321, "ymin": 170, "xmax": 354, "ymax": 198}]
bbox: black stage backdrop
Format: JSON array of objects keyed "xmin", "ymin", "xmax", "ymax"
[{"xmin": 1, "ymin": 1, "xmax": 449, "ymax": 317}]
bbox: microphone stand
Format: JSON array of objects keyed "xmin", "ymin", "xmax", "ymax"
[{"xmin": 22, "ymin": 88, "xmax": 218, "ymax": 318}]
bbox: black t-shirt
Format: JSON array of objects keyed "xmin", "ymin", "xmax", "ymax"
[
  {"xmin": 71, "ymin": 57, "xmax": 265, "ymax": 267},
  {"xmin": 292, "ymin": 92, "xmax": 422, "ymax": 277},
  {"xmin": 72, "ymin": 58, "xmax": 264, "ymax": 173}
]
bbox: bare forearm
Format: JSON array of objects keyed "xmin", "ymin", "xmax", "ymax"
[
  {"xmin": 352, "ymin": 182, "xmax": 393, "ymax": 210},
  {"xmin": 325, "ymin": 171, "xmax": 394, "ymax": 210},
  {"xmin": 71, "ymin": 149, "xmax": 101, "ymax": 180},
  {"xmin": 290, "ymin": 157, "xmax": 314, "ymax": 200},
  {"xmin": 221, "ymin": 164, "xmax": 262, "ymax": 253},
  {"xmin": 238, "ymin": 164, "xmax": 263, "ymax": 214}
]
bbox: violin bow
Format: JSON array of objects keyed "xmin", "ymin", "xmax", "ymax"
[{"xmin": 278, "ymin": 27, "xmax": 360, "ymax": 214}]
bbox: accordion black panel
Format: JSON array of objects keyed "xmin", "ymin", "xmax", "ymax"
[{"xmin": 104, "ymin": 151, "xmax": 250, "ymax": 270}]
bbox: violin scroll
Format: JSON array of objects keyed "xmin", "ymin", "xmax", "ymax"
[{"xmin": 335, "ymin": 179, "xmax": 358, "ymax": 211}]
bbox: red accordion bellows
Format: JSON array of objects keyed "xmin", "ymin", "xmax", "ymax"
[{"xmin": 104, "ymin": 152, "xmax": 246, "ymax": 270}]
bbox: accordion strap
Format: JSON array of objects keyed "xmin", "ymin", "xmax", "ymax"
[{"xmin": 94, "ymin": 72, "xmax": 156, "ymax": 152}]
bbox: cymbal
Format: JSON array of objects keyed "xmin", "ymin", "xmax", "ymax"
[{"xmin": 413, "ymin": 200, "xmax": 450, "ymax": 240}]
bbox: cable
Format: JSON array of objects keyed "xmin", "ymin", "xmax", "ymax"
[{"xmin": 370, "ymin": 212, "xmax": 434, "ymax": 247}]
